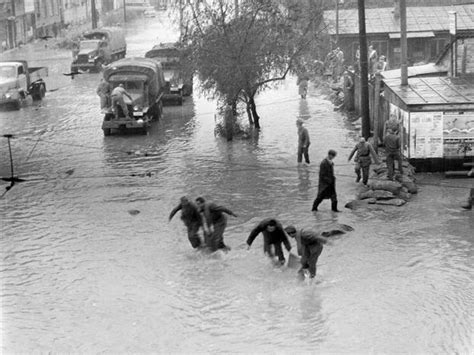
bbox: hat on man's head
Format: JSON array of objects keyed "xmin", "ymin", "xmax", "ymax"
[
  {"xmin": 296, "ymin": 118, "xmax": 304, "ymax": 125},
  {"xmin": 284, "ymin": 226, "xmax": 297, "ymax": 235}
]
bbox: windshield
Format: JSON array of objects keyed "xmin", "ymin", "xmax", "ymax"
[
  {"xmin": 0, "ymin": 65, "xmax": 16, "ymax": 79},
  {"xmin": 79, "ymin": 40, "xmax": 99, "ymax": 51}
]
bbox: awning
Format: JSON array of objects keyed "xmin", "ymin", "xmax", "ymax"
[{"xmin": 389, "ymin": 31, "xmax": 435, "ymax": 39}]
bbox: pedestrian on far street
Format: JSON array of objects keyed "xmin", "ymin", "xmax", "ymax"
[
  {"xmin": 297, "ymin": 74, "xmax": 309, "ymax": 99},
  {"xmin": 348, "ymin": 137, "xmax": 380, "ymax": 185},
  {"xmin": 195, "ymin": 197, "xmax": 237, "ymax": 252},
  {"xmin": 384, "ymin": 129, "xmax": 404, "ymax": 180},
  {"xmin": 284, "ymin": 225, "xmax": 329, "ymax": 279},
  {"xmin": 246, "ymin": 218, "xmax": 292, "ymax": 265},
  {"xmin": 296, "ymin": 119, "xmax": 310, "ymax": 165},
  {"xmin": 312, "ymin": 149, "xmax": 340, "ymax": 212}
]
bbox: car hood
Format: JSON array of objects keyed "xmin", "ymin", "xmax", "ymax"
[
  {"xmin": 78, "ymin": 49, "xmax": 97, "ymax": 56},
  {"xmin": 0, "ymin": 77, "xmax": 17, "ymax": 92}
]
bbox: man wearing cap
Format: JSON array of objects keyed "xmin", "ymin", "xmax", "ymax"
[
  {"xmin": 312, "ymin": 149, "xmax": 340, "ymax": 212},
  {"xmin": 348, "ymin": 137, "xmax": 380, "ymax": 185},
  {"xmin": 284, "ymin": 226, "xmax": 329, "ymax": 279},
  {"xmin": 246, "ymin": 218, "xmax": 292, "ymax": 265},
  {"xmin": 111, "ymin": 83, "xmax": 133, "ymax": 119},
  {"xmin": 384, "ymin": 129, "xmax": 403, "ymax": 180},
  {"xmin": 296, "ymin": 119, "xmax": 311, "ymax": 165}
]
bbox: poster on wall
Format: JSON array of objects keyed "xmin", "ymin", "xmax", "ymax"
[
  {"xmin": 443, "ymin": 112, "xmax": 474, "ymax": 157},
  {"xmin": 389, "ymin": 104, "xmax": 409, "ymax": 156},
  {"xmin": 408, "ymin": 112, "xmax": 444, "ymax": 158}
]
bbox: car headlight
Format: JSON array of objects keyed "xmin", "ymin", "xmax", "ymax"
[
  {"xmin": 133, "ymin": 105, "xmax": 140, "ymax": 111},
  {"xmin": 4, "ymin": 93, "xmax": 11, "ymax": 99}
]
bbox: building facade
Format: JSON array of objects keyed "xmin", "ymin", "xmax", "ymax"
[{"xmin": 324, "ymin": 4, "xmax": 474, "ymax": 70}]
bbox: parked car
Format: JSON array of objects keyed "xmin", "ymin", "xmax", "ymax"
[
  {"xmin": 71, "ymin": 27, "xmax": 126, "ymax": 73},
  {"xmin": 101, "ymin": 57, "xmax": 165, "ymax": 136},
  {"xmin": 0, "ymin": 60, "xmax": 47, "ymax": 110}
]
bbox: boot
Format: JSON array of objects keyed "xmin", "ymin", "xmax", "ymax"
[
  {"xmin": 332, "ymin": 201, "xmax": 341, "ymax": 212},
  {"xmin": 312, "ymin": 198, "xmax": 321, "ymax": 211}
]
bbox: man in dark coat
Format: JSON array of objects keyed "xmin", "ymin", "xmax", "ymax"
[
  {"xmin": 169, "ymin": 196, "xmax": 203, "ymax": 249},
  {"xmin": 246, "ymin": 218, "xmax": 292, "ymax": 265},
  {"xmin": 312, "ymin": 149, "xmax": 340, "ymax": 212},
  {"xmin": 196, "ymin": 197, "xmax": 237, "ymax": 252},
  {"xmin": 284, "ymin": 226, "xmax": 330, "ymax": 279}
]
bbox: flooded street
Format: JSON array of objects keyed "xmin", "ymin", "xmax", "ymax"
[{"xmin": 1, "ymin": 12, "xmax": 473, "ymax": 354}]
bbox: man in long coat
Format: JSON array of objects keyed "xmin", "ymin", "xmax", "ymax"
[
  {"xmin": 312, "ymin": 149, "xmax": 340, "ymax": 212},
  {"xmin": 246, "ymin": 218, "xmax": 292, "ymax": 265},
  {"xmin": 169, "ymin": 196, "xmax": 203, "ymax": 249},
  {"xmin": 196, "ymin": 197, "xmax": 237, "ymax": 252}
]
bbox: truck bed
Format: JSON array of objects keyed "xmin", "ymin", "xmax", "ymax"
[{"xmin": 28, "ymin": 67, "xmax": 48, "ymax": 82}]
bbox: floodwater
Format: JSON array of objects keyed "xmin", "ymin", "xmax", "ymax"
[{"xmin": 1, "ymin": 12, "xmax": 473, "ymax": 354}]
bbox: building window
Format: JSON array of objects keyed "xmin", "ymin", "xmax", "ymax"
[{"xmin": 430, "ymin": 38, "xmax": 447, "ymax": 61}]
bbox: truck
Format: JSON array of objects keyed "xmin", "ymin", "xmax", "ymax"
[
  {"xmin": 0, "ymin": 60, "xmax": 48, "ymax": 110},
  {"xmin": 145, "ymin": 42, "xmax": 193, "ymax": 105},
  {"xmin": 71, "ymin": 27, "xmax": 127, "ymax": 73},
  {"xmin": 101, "ymin": 57, "xmax": 165, "ymax": 136}
]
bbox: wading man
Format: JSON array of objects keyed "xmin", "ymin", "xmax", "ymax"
[
  {"xmin": 169, "ymin": 196, "xmax": 203, "ymax": 249},
  {"xmin": 297, "ymin": 119, "xmax": 311, "ymax": 165},
  {"xmin": 312, "ymin": 149, "xmax": 340, "ymax": 212},
  {"xmin": 196, "ymin": 197, "xmax": 237, "ymax": 252},
  {"xmin": 284, "ymin": 226, "xmax": 329, "ymax": 279},
  {"xmin": 246, "ymin": 218, "xmax": 292, "ymax": 265},
  {"xmin": 348, "ymin": 137, "xmax": 380, "ymax": 185}
]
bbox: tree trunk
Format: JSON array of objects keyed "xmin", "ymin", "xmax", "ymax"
[
  {"xmin": 249, "ymin": 95, "xmax": 260, "ymax": 129},
  {"xmin": 224, "ymin": 103, "xmax": 234, "ymax": 141},
  {"xmin": 245, "ymin": 100, "xmax": 253, "ymax": 125}
]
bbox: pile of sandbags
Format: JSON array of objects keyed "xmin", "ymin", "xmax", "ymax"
[{"xmin": 345, "ymin": 161, "xmax": 418, "ymax": 210}]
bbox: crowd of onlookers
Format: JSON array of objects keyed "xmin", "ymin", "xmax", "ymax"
[{"xmin": 324, "ymin": 44, "xmax": 388, "ymax": 83}]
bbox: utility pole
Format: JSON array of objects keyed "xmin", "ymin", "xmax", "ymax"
[
  {"xmin": 358, "ymin": 0, "xmax": 370, "ymax": 139},
  {"xmin": 335, "ymin": 0, "xmax": 339, "ymax": 46},
  {"xmin": 91, "ymin": 0, "xmax": 97, "ymax": 29},
  {"xmin": 123, "ymin": 0, "xmax": 127, "ymax": 23},
  {"xmin": 400, "ymin": 0, "xmax": 408, "ymax": 85}
]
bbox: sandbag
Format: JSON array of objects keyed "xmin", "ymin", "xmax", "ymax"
[
  {"xmin": 345, "ymin": 199, "xmax": 376, "ymax": 209},
  {"xmin": 359, "ymin": 190, "xmax": 394, "ymax": 200},
  {"xmin": 369, "ymin": 180, "xmax": 402, "ymax": 195},
  {"xmin": 375, "ymin": 198, "xmax": 406, "ymax": 207}
]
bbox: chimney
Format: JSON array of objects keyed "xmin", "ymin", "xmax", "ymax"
[{"xmin": 393, "ymin": 0, "xmax": 400, "ymax": 19}]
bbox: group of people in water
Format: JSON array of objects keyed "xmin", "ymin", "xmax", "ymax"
[{"xmin": 169, "ymin": 196, "xmax": 332, "ymax": 280}]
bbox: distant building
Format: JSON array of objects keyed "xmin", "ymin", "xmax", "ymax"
[{"xmin": 324, "ymin": 3, "xmax": 474, "ymax": 70}]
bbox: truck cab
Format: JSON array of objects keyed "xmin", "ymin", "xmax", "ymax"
[
  {"xmin": 145, "ymin": 43, "xmax": 193, "ymax": 105},
  {"xmin": 101, "ymin": 57, "xmax": 165, "ymax": 135},
  {"xmin": 0, "ymin": 61, "xmax": 47, "ymax": 110},
  {"xmin": 72, "ymin": 28, "xmax": 127, "ymax": 73}
]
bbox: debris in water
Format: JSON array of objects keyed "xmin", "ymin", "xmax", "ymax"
[{"xmin": 128, "ymin": 209, "xmax": 140, "ymax": 216}]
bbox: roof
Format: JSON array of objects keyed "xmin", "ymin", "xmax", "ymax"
[
  {"xmin": 384, "ymin": 76, "xmax": 474, "ymax": 106},
  {"xmin": 324, "ymin": 4, "xmax": 474, "ymax": 35},
  {"xmin": 381, "ymin": 63, "xmax": 447, "ymax": 80}
]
